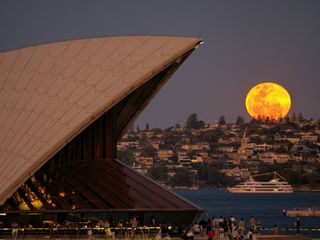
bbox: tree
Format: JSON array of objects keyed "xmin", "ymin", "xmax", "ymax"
[
  {"xmin": 149, "ymin": 165, "xmax": 168, "ymax": 181},
  {"xmin": 185, "ymin": 113, "xmax": 205, "ymax": 129},
  {"xmin": 218, "ymin": 115, "xmax": 226, "ymax": 126},
  {"xmin": 256, "ymin": 115, "xmax": 262, "ymax": 123},
  {"xmin": 265, "ymin": 116, "xmax": 270, "ymax": 124},
  {"xmin": 292, "ymin": 112, "xmax": 297, "ymax": 122},
  {"xmin": 171, "ymin": 169, "xmax": 193, "ymax": 187},
  {"xmin": 198, "ymin": 165, "xmax": 237, "ymax": 187},
  {"xmin": 117, "ymin": 150, "xmax": 135, "ymax": 165},
  {"xmin": 236, "ymin": 116, "xmax": 244, "ymax": 125},
  {"xmin": 128, "ymin": 125, "xmax": 135, "ymax": 134},
  {"xmin": 186, "ymin": 113, "xmax": 198, "ymax": 129},
  {"xmin": 197, "ymin": 120, "xmax": 206, "ymax": 129}
]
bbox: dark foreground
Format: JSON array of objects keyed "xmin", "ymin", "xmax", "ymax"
[{"xmin": 0, "ymin": 235, "xmax": 314, "ymax": 240}]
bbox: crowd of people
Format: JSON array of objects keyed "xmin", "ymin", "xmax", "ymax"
[
  {"xmin": 190, "ymin": 216, "xmax": 261, "ymax": 240},
  {"xmin": 7, "ymin": 215, "xmax": 302, "ymax": 240},
  {"xmin": 189, "ymin": 215, "xmax": 303, "ymax": 240}
]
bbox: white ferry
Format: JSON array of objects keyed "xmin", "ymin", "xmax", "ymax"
[
  {"xmin": 227, "ymin": 172, "xmax": 293, "ymax": 194},
  {"xmin": 285, "ymin": 208, "xmax": 320, "ymax": 217}
]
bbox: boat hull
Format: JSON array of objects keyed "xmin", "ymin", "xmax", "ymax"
[
  {"xmin": 227, "ymin": 188, "xmax": 293, "ymax": 194},
  {"xmin": 286, "ymin": 208, "xmax": 320, "ymax": 217}
]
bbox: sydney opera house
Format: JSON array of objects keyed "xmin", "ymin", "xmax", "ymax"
[{"xmin": 0, "ymin": 36, "xmax": 202, "ymax": 228}]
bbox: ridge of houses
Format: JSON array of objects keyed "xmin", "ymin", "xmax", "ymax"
[{"xmin": 117, "ymin": 117, "xmax": 320, "ymax": 182}]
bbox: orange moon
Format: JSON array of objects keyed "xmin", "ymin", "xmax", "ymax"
[{"xmin": 245, "ymin": 82, "xmax": 291, "ymax": 120}]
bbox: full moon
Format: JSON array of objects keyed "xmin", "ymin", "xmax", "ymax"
[{"xmin": 245, "ymin": 82, "xmax": 291, "ymax": 120}]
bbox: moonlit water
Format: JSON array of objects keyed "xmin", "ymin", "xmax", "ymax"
[{"xmin": 175, "ymin": 189, "xmax": 320, "ymax": 238}]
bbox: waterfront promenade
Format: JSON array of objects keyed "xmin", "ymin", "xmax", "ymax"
[
  {"xmin": 0, "ymin": 234, "xmax": 320, "ymax": 240},
  {"xmin": 0, "ymin": 235, "xmax": 314, "ymax": 240}
]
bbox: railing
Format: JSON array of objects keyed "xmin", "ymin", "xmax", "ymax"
[{"xmin": 0, "ymin": 226, "xmax": 161, "ymax": 239}]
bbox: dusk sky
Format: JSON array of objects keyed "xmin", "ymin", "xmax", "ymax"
[{"xmin": 1, "ymin": 0, "xmax": 320, "ymax": 128}]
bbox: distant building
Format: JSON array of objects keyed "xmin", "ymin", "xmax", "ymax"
[
  {"xmin": 259, "ymin": 152, "xmax": 275, "ymax": 164},
  {"xmin": 157, "ymin": 149, "xmax": 174, "ymax": 160},
  {"xmin": 222, "ymin": 167, "xmax": 250, "ymax": 180},
  {"xmin": 301, "ymin": 133, "xmax": 318, "ymax": 142},
  {"xmin": 181, "ymin": 142, "xmax": 210, "ymax": 151},
  {"xmin": 259, "ymin": 152, "xmax": 290, "ymax": 164},
  {"xmin": 148, "ymin": 138, "xmax": 162, "ymax": 149},
  {"xmin": 191, "ymin": 156, "xmax": 204, "ymax": 164},
  {"xmin": 287, "ymin": 136, "xmax": 301, "ymax": 144},
  {"xmin": 218, "ymin": 146, "xmax": 234, "ymax": 153},
  {"xmin": 117, "ymin": 140, "xmax": 139, "ymax": 150},
  {"xmin": 254, "ymin": 143, "xmax": 271, "ymax": 152},
  {"xmin": 135, "ymin": 156, "xmax": 154, "ymax": 166}
]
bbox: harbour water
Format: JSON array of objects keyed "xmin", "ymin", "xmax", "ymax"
[{"xmin": 175, "ymin": 189, "xmax": 320, "ymax": 238}]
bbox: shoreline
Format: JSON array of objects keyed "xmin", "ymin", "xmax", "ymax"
[{"xmin": 171, "ymin": 187, "xmax": 320, "ymax": 192}]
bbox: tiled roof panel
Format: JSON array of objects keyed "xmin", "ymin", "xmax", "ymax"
[{"xmin": 0, "ymin": 36, "xmax": 200, "ymax": 205}]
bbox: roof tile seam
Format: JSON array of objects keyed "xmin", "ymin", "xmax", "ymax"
[
  {"xmin": 8, "ymin": 107, "xmax": 58, "ymax": 135},
  {"xmin": 1, "ymin": 112, "xmax": 22, "ymax": 134},
  {"xmin": 35, "ymin": 76, "xmax": 59, "ymax": 96},
  {"xmin": 75, "ymin": 39, "xmax": 106, "ymax": 64},
  {"xmin": 62, "ymin": 62, "xmax": 107, "ymax": 103},
  {"xmin": 26, "ymin": 113, "xmax": 51, "ymax": 136},
  {"xmin": 20, "ymin": 140, "xmax": 45, "ymax": 162},
  {"xmin": 42, "ymin": 99, "xmax": 65, "ymax": 121},
  {"xmin": 55, "ymin": 77, "xmax": 81, "ymax": 102},
  {"xmin": 46, "ymin": 43, "xmax": 70, "ymax": 76},
  {"xmin": 24, "ymin": 140, "xmax": 47, "ymax": 162},
  {"xmin": 84, "ymin": 65, "xmax": 108, "ymax": 89},
  {"xmin": 0, "ymin": 51, "xmax": 19, "ymax": 74},
  {"xmin": 46, "ymin": 74, "xmax": 68, "ymax": 98},
  {"xmin": 0, "ymin": 71, "xmax": 10, "ymax": 89},
  {"xmin": 1, "ymin": 73, "xmax": 23, "ymax": 111},
  {"xmin": 1, "ymin": 95, "xmax": 32, "ymax": 131},
  {"xmin": 6, "ymin": 133, "xmax": 32, "ymax": 154},
  {"xmin": 140, "ymin": 41, "xmax": 175, "ymax": 77},
  {"xmin": 66, "ymin": 82, "xmax": 91, "ymax": 106},
  {"xmin": 87, "ymin": 39, "xmax": 122, "ymax": 68},
  {"xmin": 2, "ymin": 61, "xmax": 60, "ymax": 128},
  {"xmin": 0, "ymin": 129, "xmax": 10, "ymax": 147},
  {"xmin": 59, "ymin": 105, "xmax": 85, "ymax": 125},
  {"xmin": 49, "ymin": 51, "xmax": 74, "ymax": 79},
  {"xmin": 5, "ymin": 92, "xmax": 21, "ymax": 111},
  {"xmin": 0, "ymin": 53, "xmax": 4, "ymax": 66},
  {"xmin": 13, "ymin": 47, "xmax": 36, "ymax": 74},
  {"xmin": 24, "ymin": 46, "xmax": 49, "ymax": 74},
  {"xmin": 3, "ymin": 71, "xmax": 23, "ymax": 92},
  {"xmin": 61, "ymin": 40, "xmax": 88, "ymax": 61},
  {"xmin": 73, "ymin": 62, "xmax": 97, "ymax": 84},
  {"xmin": 46, "ymin": 42, "xmax": 67, "ymax": 59},
  {"xmin": 24, "ymin": 70, "xmax": 47, "ymax": 94},
  {"xmin": 14, "ymin": 72, "xmax": 32, "ymax": 92},
  {"xmin": 99, "ymin": 38, "xmax": 150, "ymax": 73},
  {"xmin": 160, "ymin": 39, "xmax": 177, "ymax": 57},
  {"xmin": 14, "ymin": 110, "xmax": 40, "ymax": 135},
  {"xmin": 2, "ymin": 129, "xmax": 21, "ymax": 151}
]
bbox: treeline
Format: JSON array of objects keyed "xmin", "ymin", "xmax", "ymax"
[{"xmin": 147, "ymin": 162, "xmax": 320, "ymax": 189}]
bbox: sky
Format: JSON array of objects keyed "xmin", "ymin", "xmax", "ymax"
[{"xmin": 1, "ymin": 0, "xmax": 320, "ymax": 128}]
